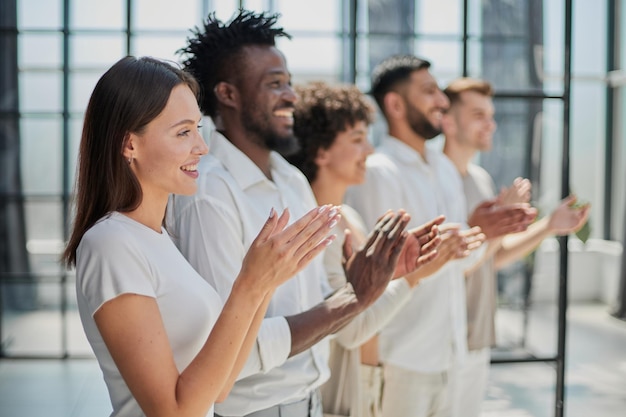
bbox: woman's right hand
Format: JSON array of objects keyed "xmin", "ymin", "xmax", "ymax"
[{"xmin": 237, "ymin": 205, "xmax": 340, "ymax": 293}]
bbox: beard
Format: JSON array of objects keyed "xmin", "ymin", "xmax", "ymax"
[
  {"xmin": 404, "ymin": 98, "xmax": 442, "ymax": 140},
  {"xmin": 241, "ymin": 102, "xmax": 301, "ymax": 155}
]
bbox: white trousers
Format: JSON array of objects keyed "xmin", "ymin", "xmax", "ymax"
[
  {"xmin": 381, "ymin": 363, "xmax": 451, "ymax": 417},
  {"xmin": 360, "ymin": 364, "xmax": 383, "ymax": 417},
  {"xmin": 450, "ymin": 348, "xmax": 490, "ymax": 417}
]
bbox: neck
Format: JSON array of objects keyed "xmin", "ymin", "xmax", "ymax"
[
  {"xmin": 388, "ymin": 122, "xmax": 427, "ymax": 159},
  {"xmin": 122, "ymin": 192, "xmax": 168, "ymax": 233},
  {"xmin": 219, "ymin": 127, "xmax": 273, "ymax": 179},
  {"xmin": 311, "ymin": 174, "xmax": 347, "ymax": 206},
  {"xmin": 443, "ymin": 137, "xmax": 475, "ymax": 176}
]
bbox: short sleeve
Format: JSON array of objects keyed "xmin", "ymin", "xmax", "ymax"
[{"xmin": 76, "ymin": 223, "xmax": 156, "ymax": 316}]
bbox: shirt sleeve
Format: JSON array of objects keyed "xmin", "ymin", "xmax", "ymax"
[
  {"xmin": 76, "ymin": 223, "xmax": 155, "ymax": 316},
  {"xmin": 333, "ymin": 278, "xmax": 412, "ymax": 349},
  {"xmin": 169, "ymin": 186, "xmax": 292, "ymax": 378}
]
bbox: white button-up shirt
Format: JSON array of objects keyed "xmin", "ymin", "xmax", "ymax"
[
  {"xmin": 169, "ymin": 131, "xmax": 332, "ymax": 416},
  {"xmin": 346, "ymin": 135, "xmax": 481, "ymax": 373}
]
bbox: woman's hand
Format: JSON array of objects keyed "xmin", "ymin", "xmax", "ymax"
[{"xmin": 237, "ymin": 205, "xmax": 341, "ymax": 294}]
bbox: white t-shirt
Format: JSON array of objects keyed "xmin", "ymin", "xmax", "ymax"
[{"xmin": 76, "ymin": 211, "xmax": 223, "ymax": 417}]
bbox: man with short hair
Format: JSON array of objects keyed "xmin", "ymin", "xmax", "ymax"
[
  {"xmin": 441, "ymin": 77, "xmax": 590, "ymax": 417},
  {"xmin": 168, "ymin": 11, "xmax": 433, "ymax": 417},
  {"xmin": 345, "ymin": 55, "xmax": 536, "ymax": 417}
]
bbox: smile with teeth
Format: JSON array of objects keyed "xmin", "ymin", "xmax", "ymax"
[
  {"xmin": 181, "ymin": 164, "xmax": 198, "ymax": 172},
  {"xmin": 274, "ymin": 109, "xmax": 294, "ymax": 118}
]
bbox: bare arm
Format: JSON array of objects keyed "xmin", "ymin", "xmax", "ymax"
[
  {"xmin": 287, "ymin": 211, "xmax": 410, "ymax": 356},
  {"xmin": 94, "ymin": 207, "xmax": 338, "ymax": 417},
  {"xmin": 495, "ymin": 196, "xmax": 590, "ymax": 269}
]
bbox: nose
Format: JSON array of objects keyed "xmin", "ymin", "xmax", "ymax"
[
  {"xmin": 437, "ymin": 89, "xmax": 450, "ymax": 110},
  {"xmin": 283, "ymin": 84, "xmax": 298, "ymax": 104},
  {"xmin": 194, "ymin": 132, "xmax": 209, "ymax": 156}
]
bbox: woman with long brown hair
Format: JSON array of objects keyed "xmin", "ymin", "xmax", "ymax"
[{"xmin": 63, "ymin": 56, "xmax": 339, "ymax": 417}]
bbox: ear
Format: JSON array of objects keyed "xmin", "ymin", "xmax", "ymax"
[
  {"xmin": 121, "ymin": 132, "xmax": 135, "ymax": 160},
  {"xmin": 314, "ymin": 147, "xmax": 330, "ymax": 167},
  {"xmin": 214, "ymin": 81, "xmax": 240, "ymax": 110},
  {"xmin": 383, "ymin": 92, "xmax": 405, "ymax": 121}
]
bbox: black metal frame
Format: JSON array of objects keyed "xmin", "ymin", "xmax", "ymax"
[{"xmin": 0, "ymin": 2, "xmax": 612, "ymax": 417}]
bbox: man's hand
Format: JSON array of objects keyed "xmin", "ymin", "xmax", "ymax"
[
  {"xmin": 342, "ymin": 211, "xmax": 410, "ymax": 308},
  {"xmin": 393, "ymin": 215, "xmax": 445, "ymax": 279},
  {"xmin": 498, "ymin": 177, "xmax": 531, "ymax": 205},
  {"xmin": 468, "ymin": 199, "xmax": 537, "ymax": 240},
  {"xmin": 548, "ymin": 195, "xmax": 590, "ymax": 235}
]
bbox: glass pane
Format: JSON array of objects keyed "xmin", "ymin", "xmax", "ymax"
[
  {"xmin": 70, "ymin": 35, "xmax": 126, "ymax": 68},
  {"xmin": 24, "ymin": 201, "xmax": 65, "ymax": 273},
  {"xmin": 18, "ymin": 0, "xmax": 62, "ymax": 29},
  {"xmin": 70, "ymin": 71, "xmax": 105, "ymax": 113},
  {"xmin": 614, "ymin": 87, "xmax": 626, "ymax": 242},
  {"xmin": 276, "ymin": 0, "xmax": 339, "ymax": 33},
  {"xmin": 415, "ymin": 0, "xmax": 461, "ymax": 36},
  {"xmin": 18, "ymin": 33, "xmax": 62, "ymax": 68},
  {"xmin": 414, "ymin": 40, "xmax": 461, "ymax": 81},
  {"xmin": 469, "ymin": 39, "xmax": 544, "ymax": 92},
  {"xmin": 543, "ymin": 0, "xmax": 564, "ymax": 80},
  {"xmin": 69, "ymin": 117, "xmax": 84, "ymax": 189},
  {"xmin": 572, "ymin": 0, "xmax": 607, "ymax": 76},
  {"xmin": 278, "ymin": 36, "xmax": 341, "ymax": 82},
  {"xmin": 71, "ymin": 0, "xmax": 125, "ymax": 30},
  {"xmin": 538, "ymin": 99, "xmax": 564, "ymax": 210},
  {"xmin": 211, "ymin": 0, "xmax": 240, "ymax": 21},
  {"xmin": 473, "ymin": 0, "xmax": 529, "ymax": 38},
  {"xmin": 1, "ymin": 280, "xmax": 63, "ymax": 356},
  {"xmin": 570, "ymin": 81, "xmax": 606, "ymax": 239},
  {"xmin": 20, "ymin": 118, "xmax": 63, "ymax": 194},
  {"xmin": 133, "ymin": 0, "xmax": 200, "ymax": 31},
  {"xmin": 132, "ymin": 35, "xmax": 189, "ymax": 63},
  {"xmin": 19, "ymin": 71, "xmax": 63, "ymax": 112}
]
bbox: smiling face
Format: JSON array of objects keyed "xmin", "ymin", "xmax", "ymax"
[
  {"xmin": 400, "ymin": 68, "xmax": 450, "ymax": 140},
  {"xmin": 316, "ymin": 120, "xmax": 374, "ymax": 186},
  {"xmin": 125, "ymin": 84, "xmax": 208, "ymax": 200},
  {"xmin": 448, "ymin": 90, "xmax": 497, "ymax": 152},
  {"xmin": 237, "ymin": 45, "xmax": 299, "ymax": 154}
]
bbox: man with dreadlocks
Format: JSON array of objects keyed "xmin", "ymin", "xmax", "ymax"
[{"xmin": 168, "ymin": 10, "xmax": 432, "ymax": 417}]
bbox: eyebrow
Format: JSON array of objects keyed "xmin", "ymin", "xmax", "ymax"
[{"xmin": 169, "ymin": 118, "xmax": 201, "ymax": 129}]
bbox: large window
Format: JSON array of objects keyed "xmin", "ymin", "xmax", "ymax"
[{"xmin": 0, "ymin": 0, "xmax": 620, "ymax": 361}]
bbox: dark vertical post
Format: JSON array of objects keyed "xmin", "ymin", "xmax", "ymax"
[
  {"xmin": 1, "ymin": 0, "xmax": 33, "ymax": 357},
  {"xmin": 61, "ymin": 0, "xmax": 71, "ymax": 359},
  {"xmin": 605, "ymin": 0, "xmax": 616, "ymax": 240},
  {"xmin": 555, "ymin": 1, "xmax": 573, "ymax": 416},
  {"xmin": 347, "ymin": 0, "xmax": 358, "ymax": 84},
  {"xmin": 126, "ymin": 0, "xmax": 132, "ymax": 55},
  {"xmin": 462, "ymin": 0, "xmax": 469, "ymax": 77}
]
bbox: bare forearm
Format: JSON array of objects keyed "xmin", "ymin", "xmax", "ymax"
[
  {"xmin": 465, "ymin": 238, "xmax": 502, "ymax": 275},
  {"xmin": 219, "ymin": 291, "xmax": 274, "ymax": 401},
  {"xmin": 286, "ymin": 284, "xmax": 361, "ymax": 356},
  {"xmin": 495, "ymin": 217, "xmax": 551, "ymax": 269}
]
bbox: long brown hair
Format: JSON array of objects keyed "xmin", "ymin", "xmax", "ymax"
[{"xmin": 62, "ymin": 56, "xmax": 199, "ymax": 267}]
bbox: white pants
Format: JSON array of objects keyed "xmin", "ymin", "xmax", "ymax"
[
  {"xmin": 381, "ymin": 363, "xmax": 451, "ymax": 417},
  {"xmin": 451, "ymin": 348, "xmax": 490, "ymax": 417}
]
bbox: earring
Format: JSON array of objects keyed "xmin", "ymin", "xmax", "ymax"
[{"xmin": 127, "ymin": 156, "xmax": 133, "ymax": 165}]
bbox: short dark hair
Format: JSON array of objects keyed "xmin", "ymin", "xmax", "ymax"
[
  {"xmin": 178, "ymin": 9, "xmax": 291, "ymax": 118},
  {"xmin": 63, "ymin": 56, "xmax": 198, "ymax": 266},
  {"xmin": 370, "ymin": 55, "xmax": 431, "ymax": 112},
  {"xmin": 286, "ymin": 81, "xmax": 375, "ymax": 183},
  {"xmin": 443, "ymin": 77, "xmax": 494, "ymax": 107}
]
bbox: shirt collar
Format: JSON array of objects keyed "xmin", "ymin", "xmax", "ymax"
[
  {"xmin": 208, "ymin": 130, "xmax": 297, "ymax": 190},
  {"xmin": 379, "ymin": 134, "xmax": 433, "ymax": 166}
]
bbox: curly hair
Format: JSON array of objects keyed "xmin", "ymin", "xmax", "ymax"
[
  {"xmin": 178, "ymin": 9, "xmax": 291, "ymax": 118},
  {"xmin": 370, "ymin": 55, "xmax": 430, "ymax": 113},
  {"xmin": 286, "ymin": 81, "xmax": 375, "ymax": 183}
]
